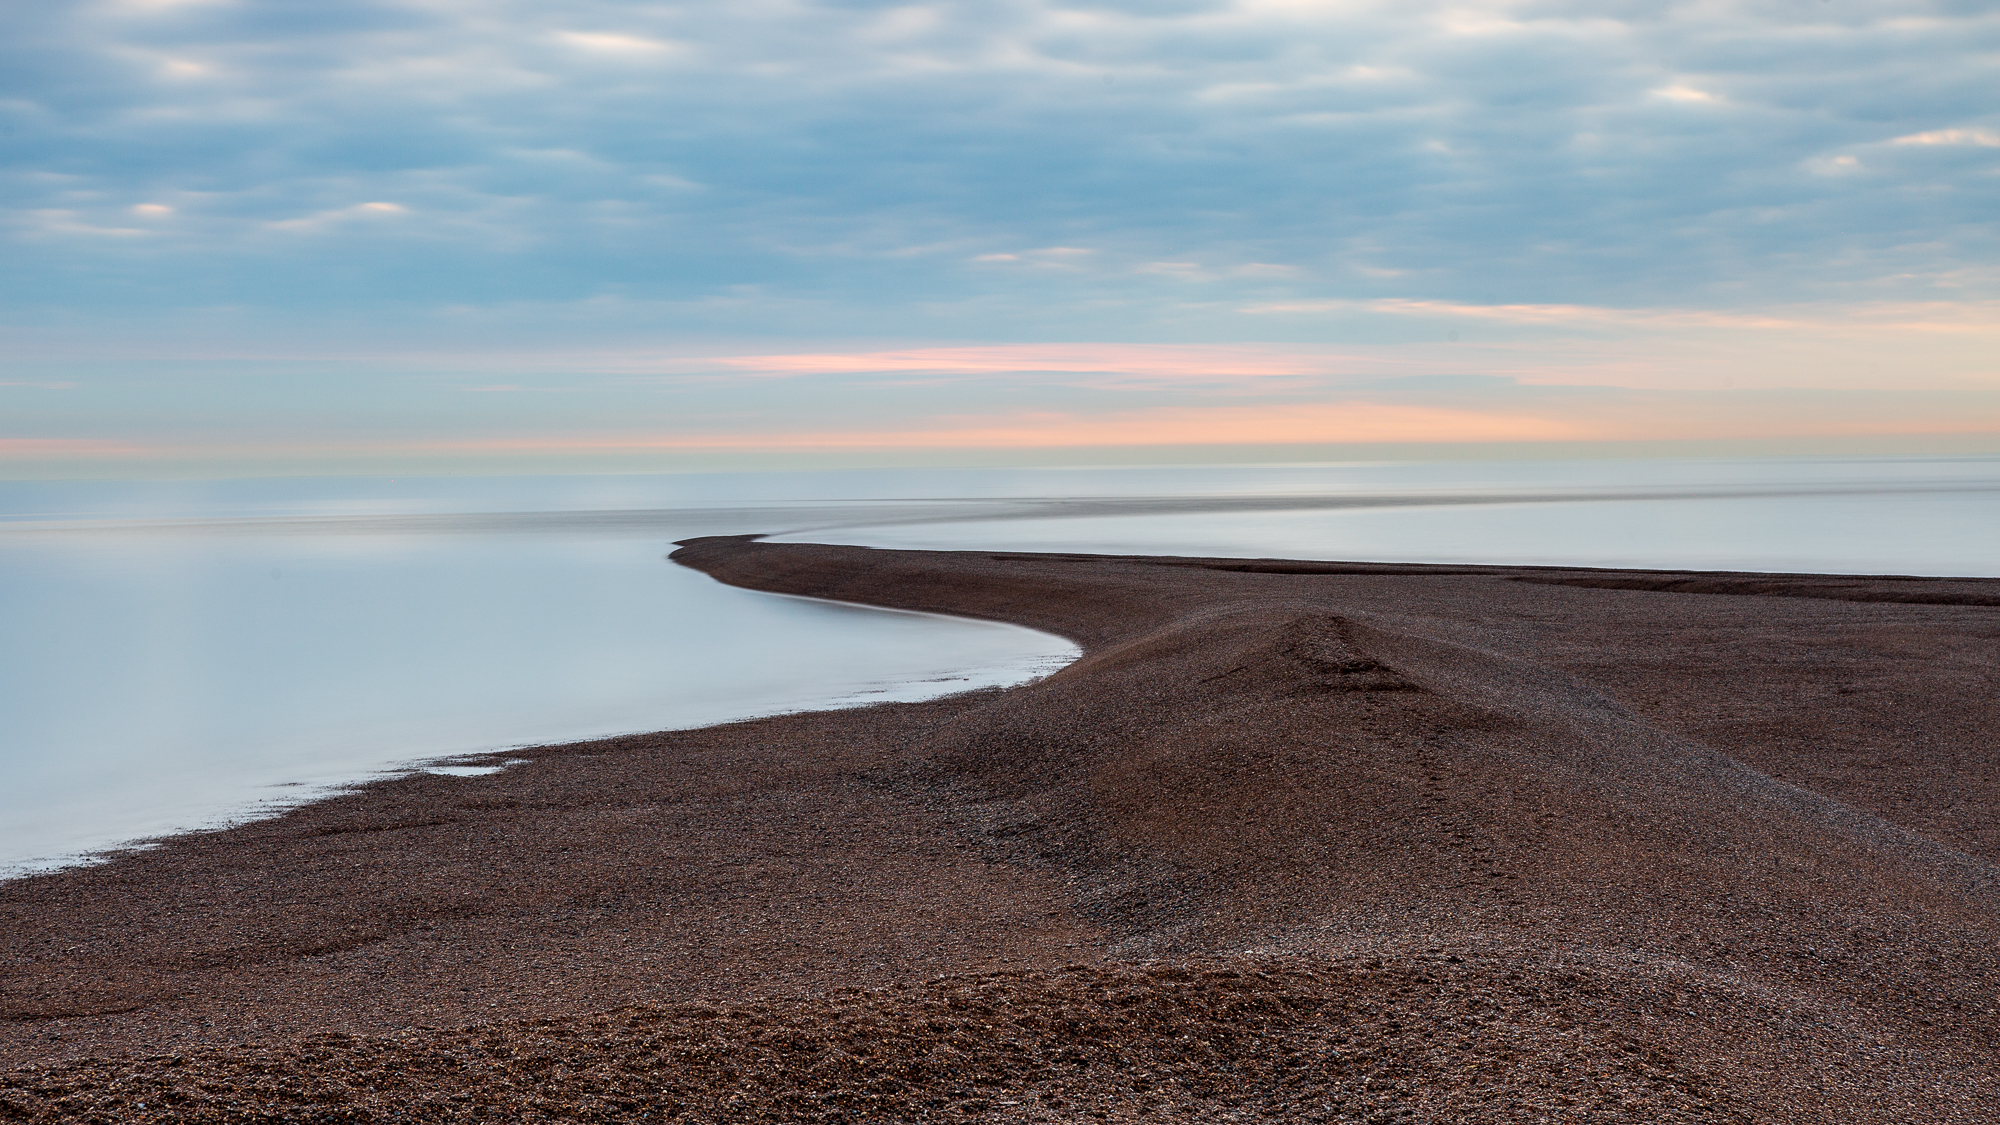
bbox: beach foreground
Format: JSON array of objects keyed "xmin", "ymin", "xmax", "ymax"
[{"xmin": 4, "ymin": 537, "xmax": 1997, "ymax": 1122}]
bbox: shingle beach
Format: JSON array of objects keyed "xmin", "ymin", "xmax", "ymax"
[{"xmin": 4, "ymin": 536, "xmax": 1996, "ymax": 1122}]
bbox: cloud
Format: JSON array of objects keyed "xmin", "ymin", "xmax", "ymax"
[
  {"xmin": 553, "ymin": 31, "xmax": 683, "ymax": 57},
  {"xmin": 0, "ymin": 0, "xmax": 1989, "ymax": 318},
  {"xmin": 1, "ymin": 0, "xmax": 1997, "ymax": 473},
  {"xmin": 158, "ymin": 58, "xmax": 211, "ymax": 79},
  {"xmin": 703, "ymin": 344, "xmax": 1336, "ymax": 380},
  {"xmin": 1242, "ymin": 298, "xmax": 1814, "ymax": 331},
  {"xmin": 972, "ymin": 247, "xmax": 1098, "ymax": 269},
  {"xmin": 265, "ymin": 201, "xmax": 408, "ymax": 233},
  {"xmin": 17, "ymin": 210, "xmax": 153, "ymax": 238},
  {"xmin": 1241, "ymin": 297, "xmax": 2000, "ymax": 347},
  {"xmin": 1892, "ymin": 128, "xmax": 2000, "ymax": 148},
  {"xmin": 0, "ymin": 438, "xmax": 144, "ymax": 459},
  {"xmin": 578, "ymin": 402, "xmax": 1588, "ymax": 449},
  {"xmin": 1651, "ymin": 84, "xmax": 1722, "ymax": 104},
  {"xmin": 112, "ymin": 0, "xmax": 231, "ymax": 11},
  {"xmin": 1805, "ymin": 154, "xmax": 1865, "ymax": 176},
  {"xmin": 24, "ymin": 380, "xmax": 1992, "ymax": 474}
]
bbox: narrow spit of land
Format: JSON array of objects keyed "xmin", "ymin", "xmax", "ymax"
[{"xmin": 3, "ymin": 536, "xmax": 1997, "ymax": 1123}]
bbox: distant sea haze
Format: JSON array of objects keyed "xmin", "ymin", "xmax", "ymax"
[{"xmin": 2, "ymin": 454, "xmax": 1995, "ymax": 877}]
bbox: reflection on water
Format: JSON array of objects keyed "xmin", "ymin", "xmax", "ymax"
[
  {"xmin": 0, "ymin": 526, "xmax": 1075, "ymax": 877},
  {"xmin": 3, "ymin": 454, "xmax": 1996, "ymax": 877},
  {"xmin": 799, "ymin": 489, "xmax": 2000, "ymax": 577},
  {"xmin": 761, "ymin": 455, "xmax": 2000, "ymax": 575}
]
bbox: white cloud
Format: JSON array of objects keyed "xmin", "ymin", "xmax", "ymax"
[
  {"xmin": 266, "ymin": 202, "xmax": 408, "ymax": 232},
  {"xmin": 7, "ymin": 0, "xmax": 1998, "ymax": 320},
  {"xmin": 860, "ymin": 6, "xmax": 942, "ymax": 43},
  {"xmin": 16, "ymin": 209, "xmax": 152, "ymax": 237},
  {"xmin": 974, "ymin": 247, "xmax": 1097, "ymax": 269},
  {"xmin": 1892, "ymin": 128, "xmax": 2000, "ymax": 148},
  {"xmin": 1806, "ymin": 154, "xmax": 1864, "ymax": 176},
  {"xmin": 1237, "ymin": 297, "xmax": 2000, "ymax": 342},
  {"xmin": 553, "ymin": 31, "xmax": 683, "ymax": 57},
  {"xmin": 113, "ymin": 0, "xmax": 231, "ymax": 11},
  {"xmin": 1652, "ymin": 84, "xmax": 1721, "ymax": 104}
]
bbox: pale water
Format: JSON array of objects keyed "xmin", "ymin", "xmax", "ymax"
[
  {"xmin": 3, "ymin": 455, "xmax": 1996, "ymax": 876},
  {"xmin": 776, "ymin": 456, "xmax": 2000, "ymax": 575}
]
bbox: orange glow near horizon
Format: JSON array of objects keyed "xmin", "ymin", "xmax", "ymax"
[
  {"xmin": 15, "ymin": 397, "xmax": 1994, "ymax": 470},
  {"xmin": 6, "ymin": 310, "xmax": 1999, "ymax": 472},
  {"xmin": 421, "ymin": 400, "xmax": 2000, "ymax": 455},
  {"xmin": 429, "ymin": 402, "xmax": 1589, "ymax": 451},
  {"xmin": 9, "ymin": 391, "xmax": 2000, "ymax": 471},
  {"xmin": 0, "ymin": 438, "xmax": 149, "ymax": 458}
]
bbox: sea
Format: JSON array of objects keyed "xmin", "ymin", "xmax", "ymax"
[{"xmin": 3, "ymin": 454, "xmax": 1997, "ymax": 877}]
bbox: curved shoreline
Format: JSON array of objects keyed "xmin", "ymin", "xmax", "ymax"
[
  {"xmin": 4, "ymin": 538, "xmax": 1998, "ymax": 1121},
  {"xmin": 0, "ymin": 576, "xmax": 1077, "ymax": 884}
]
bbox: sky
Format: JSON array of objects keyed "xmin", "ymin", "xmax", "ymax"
[{"xmin": 4, "ymin": 0, "xmax": 1998, "ymax": 476}]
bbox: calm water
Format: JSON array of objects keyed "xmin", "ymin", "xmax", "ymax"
[
  {"xmin": 783, "ymin": 456, "xmax": 2000, "ymax": 575},
  {"xmin": 3, "ymin": 455, "xmax": 1996, "ymax": 876}
]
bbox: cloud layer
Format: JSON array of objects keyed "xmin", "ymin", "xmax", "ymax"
[
  {"xmin": 10, "ymin": 0, "xmax": 1999, "ymax": 313},
  {"xmin": 2, "ymin": 0, "xmax": 1997, "ymax": 469}
]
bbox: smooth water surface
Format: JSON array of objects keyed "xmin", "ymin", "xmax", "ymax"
[
  {"xmin": 0, "ymin": 514, "xmax": 1076, "ymax": 876},
  {"xmin": 769, "ymin": 455, "xmax": 2000, "ymax": 576}
]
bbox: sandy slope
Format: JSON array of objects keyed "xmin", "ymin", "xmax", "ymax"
[{"xmin": 3, "ymin": 537, "xmax": 1996, "ymax": 1122}]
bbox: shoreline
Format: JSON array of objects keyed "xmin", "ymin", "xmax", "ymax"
[
  {"xmin": 0, "ymin": 588, "xmax": 1078, "ymax": 886},
  {"xmin": 4, "ymin": 538, "xmax": 1998, "ymax": 1121}
]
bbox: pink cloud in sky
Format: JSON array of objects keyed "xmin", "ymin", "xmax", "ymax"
[
  {"xmin": 417, "ymin": 394, "xmax": 2000, "ymax": 455},
  {"xmin": 479, "ymin": 402, "xmax": 1587, "ymax": 449},
  {"xmin": 6, "ymin": 297, "xmax": 1995, "ymax": 475},
  {"xmin": 10, "ymin": 387, "xmax": 1998, "ymax": 474},
  {"xmin": 654, "ymin": 300, "xmax": 2000, "ymax": 396}
]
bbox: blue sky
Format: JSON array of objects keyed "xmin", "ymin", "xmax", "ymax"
[{"xmin": 4, "ymin": 0, "xmax": 1998, "ymax": 474}]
